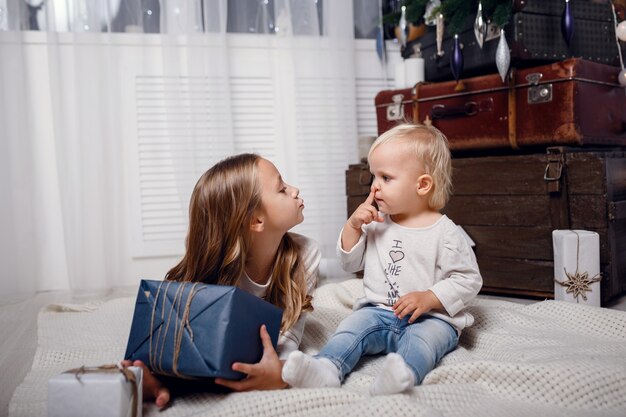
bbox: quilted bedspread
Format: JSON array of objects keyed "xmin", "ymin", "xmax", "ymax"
[{"xmin": 9, "ymin": 279, "xmax": 626, "ymax": 417}]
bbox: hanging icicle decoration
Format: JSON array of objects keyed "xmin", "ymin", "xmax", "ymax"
[
  {"xmin": 436, "ymin": 13, "xmax": 445, "ymax": 57},
  {"xmin": 561, "ymin": 0, "xmax": 574, "ymax": 47},
  {"xmin": 376, "ymin": 23, "xmax": 386, "ymax": 65},
  {"xmin": 619, "ymin": 70, "xmax": 626, "ymax": 87},
  {"xmin": 451, "ymin": 34, "xmax": 464, "ymax": 82},
  {"xmin": 424, "ymin": 0, "xmax": 441, "ymax": 26},
  {"xmin": 617, "ymin": 20, "xmax": 626, "ymax": 42},
  {"xmin": 474, "ymin": 1, "xmax": 487, "ymax": 49},
  {"xmin": 496, "ymin": 28, "xmax": 511, "ymax": 83},
  {"xmin": 611, "ymin": 2, "xmax": 626, "ymax": 87},
  {"xmin": 375, "ymin": 0, "xmax": 386, "ymax": 65},
  {"xmin": 397, "ymin": 5, "xmax": 408, "ymax": 49}
]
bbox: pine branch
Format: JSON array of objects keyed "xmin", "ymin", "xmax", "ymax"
[
  {"xmin": 382, "ymin": 0, "xmax": 512, "ymax": 35},
  {"xmin": 491, "ymin": 1, "xmax": 513, "ymax": 27}
]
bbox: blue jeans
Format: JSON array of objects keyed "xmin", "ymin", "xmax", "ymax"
[{"xmin": 315, "ymin": 305, "xmax": 458, "ymax": 384}]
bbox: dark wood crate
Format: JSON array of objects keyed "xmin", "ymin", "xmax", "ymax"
[
  {"xmin": 344, "ymin": 147, "xmax": 626, "ymax": 304},
  {"xmin": 345, "ymin": 163, "xmax": 373, "ymax": 219}
]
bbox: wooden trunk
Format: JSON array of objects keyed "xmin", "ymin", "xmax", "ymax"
[
  {"xmin": 345, "ymin": 162, "xmax": 373, "ymax": 219},
  {"xmin": 345, "ymin": 147, "xmax": 626, "ymax": 305}
]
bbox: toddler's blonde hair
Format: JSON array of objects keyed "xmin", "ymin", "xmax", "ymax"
[{"xmin": 368, "ymin": 123, "xmax": 452, "ymax": 210}]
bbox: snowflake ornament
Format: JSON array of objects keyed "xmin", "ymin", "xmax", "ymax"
[{"xmin": 555, "ymin": 268, "xmax": 602, "ymax": 302}]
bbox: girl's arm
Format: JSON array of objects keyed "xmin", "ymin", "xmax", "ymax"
[
  {"xmin": 276, "ymin": 313, "xmax": 306, "ymax": 359},
  {"xmin": 214, "ymin": 325, "xmax": 288, "ymax": 391},
  {"xmin": 216, "ymin": 234, "xmax": 321, "ymax": 391}
]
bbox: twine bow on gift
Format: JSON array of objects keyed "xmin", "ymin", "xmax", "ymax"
[
  {"xmin": 149, "ymin": 281, "xmax": 202, "ymax": 379},
  {"xmin": 554, "ymin": 231, "xmax": 602, "ymax": 303},
  {"xmin": 64, "ymin": 364, "xmax": 139, "ymax": 417}
]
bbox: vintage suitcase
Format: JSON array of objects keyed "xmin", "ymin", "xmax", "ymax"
[
  {"xmin": 374, "ymin": 87, "xmax": 414, "ymax": 137},
  {"xmin": 375, "ymin": 59, "xmax": 626, "ymax": 150},
  {"xmin": 344, "ymin": 147, "xmax": 626, "ymax": 305},
  {"xmin": 417, "ymin": 0, "xmax": 625, "ymax": 82}
]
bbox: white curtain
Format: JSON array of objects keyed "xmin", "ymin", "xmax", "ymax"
[{"xmin": 0, "ymin": 0, "xmax": 359, "ymax": 299}]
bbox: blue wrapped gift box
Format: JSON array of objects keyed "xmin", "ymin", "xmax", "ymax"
[{"xmin": 124, "ymin": 279, "xmax": 283, "ymax": 380}]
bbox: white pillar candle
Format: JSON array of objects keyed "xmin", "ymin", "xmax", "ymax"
[
  {"xmin": 394, "ymin": 61, "xmax": 406, "ymax": 89},
  {"xmin": 552, "ymin": 230, "xmax": 601, "ymax": 307},
  {"xmin": 404, "ymin": 57, "xmax": 425, "ymax": 87}
]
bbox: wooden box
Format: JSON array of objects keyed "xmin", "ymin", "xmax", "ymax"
[
  {"xmin": 345, "ymin": 162, "xmax": 374, "ymax": 219},
  {"xmin": 344, "ymin": 147, "xmax": 626, "ymax": 304}
]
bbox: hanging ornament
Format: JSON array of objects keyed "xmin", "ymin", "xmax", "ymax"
[
  {"xmin": 619, "ymin": 69, "xmax": 626, "ymax": 87},
  {"xmin": 423, "ymin": 0, "xmax": 441, "ymax": 26},
  {"xmin": 436, "ymin": 13, "xmax": 445, "ymax": 57},
  {"xmin": 496, "ymin": 28, "xmax": 511, "ymax": 83},
  {"xmin": 561, "ymin": 0, "xmax": 574, "ymax": 47},
  {"xmin": 474, "ymin": 1, "xmax": 487, "ymax": 49},
  {"xmin": 25, "ymin": 0, "xmax": 46, "ymax": 31},
  {"xmin": 617, "ymin": 20, "xmax": 626, "ymax": 42},
  {"xmin": 611, "ymin": 3, "xmax": 625, "ymax": 87},
  {"xmin": 451, "ymin": 34, "xmax": 464, "ymax": 82},
  {"xmin": 376, "ymin": 28, "xmax": 386, "ymax": 65},
  {"xmin": 396, "ymin": 6, "xmax": 408, "ymax": 48}
]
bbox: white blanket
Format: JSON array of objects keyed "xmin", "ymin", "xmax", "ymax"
[{"xmin": 9, "ymin": 279, "xmax": 626, "ymax": 417}]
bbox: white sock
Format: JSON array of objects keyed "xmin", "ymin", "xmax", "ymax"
[
  {"xmin": 369, "ymin": 353, "xmax": 416, "ymax": 396},
  {"xmin": 281, "ymin": 351, "xmax": 341, "ymax": 388}
]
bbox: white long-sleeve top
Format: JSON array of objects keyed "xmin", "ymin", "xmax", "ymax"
[
  {"xmin": 238, "ymin": 232, "xmax": 321, "ymax": 360},
  {"xmin": 337, "ymin": 214, "xmax": 482, "ymax": 333}
]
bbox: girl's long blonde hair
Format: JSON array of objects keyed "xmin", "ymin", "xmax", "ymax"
[{"xmin": 165, "ymin": 153, "xmax": 312, "ymax": 331}]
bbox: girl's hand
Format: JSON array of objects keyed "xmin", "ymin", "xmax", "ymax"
[
  {"xmin": 392, "ymin": 290, "xmax": 442, "ymax": 323},
  {"xmin": 120, "ymin": 359, "xmax": 171, "ymax": 409},
  {"xmin": 347, "ymin": 189, "xmax": 383, "ymax": 231},
  {"xmin": 214, "ymin": 325, "xmax": 288, "ymax": 391}
]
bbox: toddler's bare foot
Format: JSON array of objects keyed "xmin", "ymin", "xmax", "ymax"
[{"xmin": 121, "ymin": 359, "xmax": 170, "ymax": 409}]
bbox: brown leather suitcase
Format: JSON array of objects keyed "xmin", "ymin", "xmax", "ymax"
[
  {"xmin": 375, "ymin": 59, "xmax": 626, "ymax": 151},
  {"xmin": 374, "ymin": 87, "xmax": 414, "ymax": 137}
]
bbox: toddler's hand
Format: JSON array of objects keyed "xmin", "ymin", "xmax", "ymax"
[
  {"xmin": 392, "ymin": 290, "xmax": 441, "ymax": 323},
  {"xmin": 347, "ymin": 189, "xmax": 383, "ymax": 231}
]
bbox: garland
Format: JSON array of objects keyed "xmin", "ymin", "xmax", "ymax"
[
  {"xmin": 383, "ymin": 0, "xmax": 626, "ymax": 85},
  {"xmin": 383, "ymin": 0, "xmax": 512, "ymax": 35}
]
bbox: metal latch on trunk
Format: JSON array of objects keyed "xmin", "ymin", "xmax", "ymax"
[
  {"xmin": 386, "ymin": 94, "xmax": 405, "ymax": 121},
  {"xmin": 544, "ymin": 150, "xmax": 564, "ymax": 193},
  {"xmin": 526, "ymin": 73, "xmax": 553, "ymax": 104},
  {"xmin": 359, "ymin": 167, "xmax": 373, "ymax": 186}
]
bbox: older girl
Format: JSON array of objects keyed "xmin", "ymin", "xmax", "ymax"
[{"xmin": 124, "ymin": 153, "xmax": 320, "ymax": 407}]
